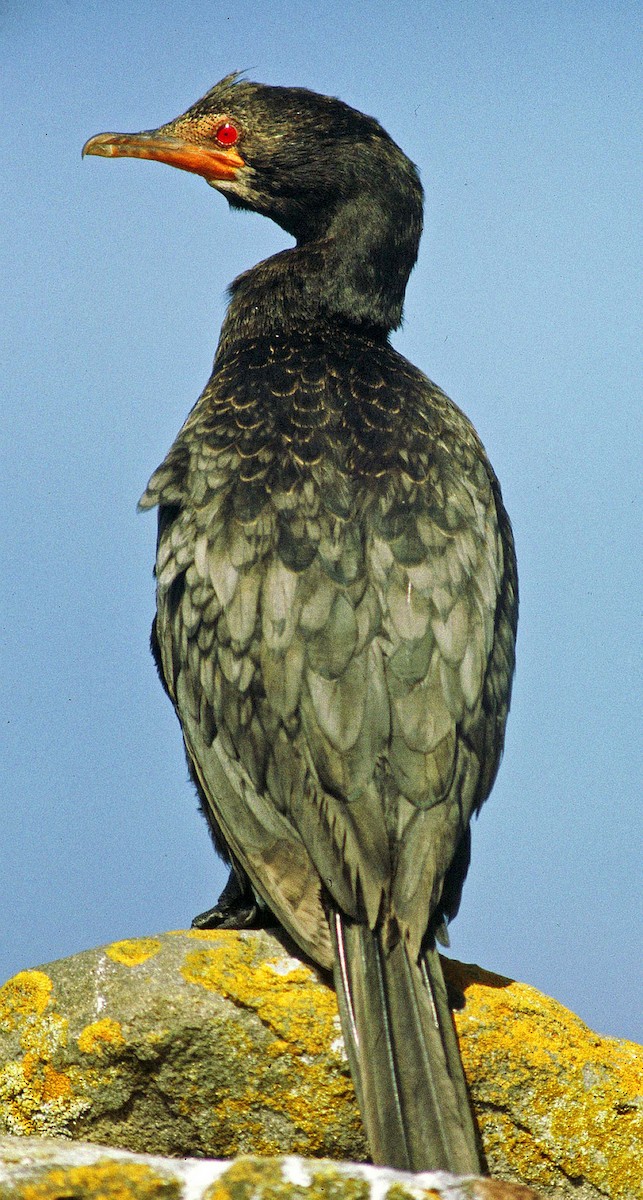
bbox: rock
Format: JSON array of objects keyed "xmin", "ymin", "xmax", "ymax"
[
  {"xmin": 0, "ymin": 1135, "xmax": 543, "ymax": 1200},
  {"xmin": 0, "ymin": 929, "xmax": 363, "ymax": 1164},
  {"xmin": 0, "ymin": 930, "xmax": 640, "ymax": 1199},
  {"xmin": 448, "ymin": 961, "xmax": 642, "ymax": 1200}
]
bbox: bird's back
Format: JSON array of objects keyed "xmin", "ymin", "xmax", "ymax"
[{"xmin": 141, "ymin": 326, "xmax": 517, "ymax": 966}]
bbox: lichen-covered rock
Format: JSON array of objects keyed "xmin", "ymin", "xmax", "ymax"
[
  {"xmin": 447, "ymin": 961, "xmax": 642, "ymax": 1200},
  {"xmin": 0, "ymin": 930, "xmax": 363, "ymax": 1164},
  {"xmin": 0, "ymin": 930, "xmax": 640, "ymax": 1199},
  {"xmin": 0, "ymin": 1134, "xmax": 543, "ymax": 1199}
]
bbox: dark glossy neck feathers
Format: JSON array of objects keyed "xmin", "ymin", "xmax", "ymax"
[{"xmin": 217, "ymin": 142, "xmax": 423, "ymax": 358}]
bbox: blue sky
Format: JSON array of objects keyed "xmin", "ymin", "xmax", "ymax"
[{"xmin": 2, "ymin": 2, "xmax": 641, "ymax": 1043}]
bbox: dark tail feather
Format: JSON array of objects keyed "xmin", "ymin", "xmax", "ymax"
[{"xmin": 331, "ymin": 913, "xmax": 482, "ymax": 1174}]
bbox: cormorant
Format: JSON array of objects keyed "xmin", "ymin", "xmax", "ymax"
[{"xmin": 84, "ymin": 73, "xmax": 518, "ymax": 1175}]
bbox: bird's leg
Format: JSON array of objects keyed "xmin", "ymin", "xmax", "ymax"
[{"xmin": 191, "ymin": 863, "xmax": 270, "ymax": 930}]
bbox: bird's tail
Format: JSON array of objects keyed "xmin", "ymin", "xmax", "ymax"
[{"xmin": 331, "ymin": 913, "xmax": 482, "ymax": 1174}]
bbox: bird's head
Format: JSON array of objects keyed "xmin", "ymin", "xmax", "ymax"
[{"xmin": 83, "ymin": 73, "xmax": 423, "ymax": 247}]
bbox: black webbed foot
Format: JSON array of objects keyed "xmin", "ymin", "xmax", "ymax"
[
  {"xmin": 191, "ymin": 900, "xmax": 264, "ymax": 930},
  {"xmin": 191, "ymin": 866, "xmax": 270, "ymax": 930}
]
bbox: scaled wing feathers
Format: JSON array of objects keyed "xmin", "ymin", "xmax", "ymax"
[{"xmin": 143, "ymin": 338, "xmax": 517, "ymax": 964}]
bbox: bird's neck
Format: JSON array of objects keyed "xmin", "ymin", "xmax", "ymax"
[{"xmin": 216, "ymin": 187, "xmax": 422, "ymax": 358}]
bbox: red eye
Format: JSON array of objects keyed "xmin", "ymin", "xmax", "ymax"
[{"xmin": 215, "ymin": 122, "xmax": 239, "ymax": 147}]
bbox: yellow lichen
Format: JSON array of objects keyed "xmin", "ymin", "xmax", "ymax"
[
  {"xmin": 206, "ymin": 1160, "xmax": 394, "ymax": 1200},
  {"xmin": 179, "ymin": 934, "xmax": 363, "ymax": 1158},
  {"xmin": 206, "ymin": 1158, "xmax": 277, "ymax": 1200},
  {"xmin": 0, "ymin": 1056, "xmax": 90, "ymax": 1137},
  {"xmin": 105, "ymin": 938, "xmax": 162, "ymax": 966},
  {"xmin": 78, "ymin": 1018, "xmax": 126, "ymax": 1055},
  {"xmin": 301, "ymin": 1166, "xmax": 371, "ymax": 1200},
  {"xmin": 206, "ymin": 1064, "xmax": 358, "ymax": 1159},
  {"xmin": 449, "ymin": 961, "xmax": 642, "ymax": 1200},
  {"xmin": 0, "ymin": 972, "xmax": 53, "ymax": 1030},
  {"xmin": 19, "ymin": 1012, "xmax": 69, "ymax": 1061},
  {"xmin": 41, "ymin": 1064, "xmax": 73, "ymax": 1102},
  {"xmin": 0, "ymin": 972, "xmax": 89, "ymax": 1137},
  {"xmin": 181, "ymin": 933, "xmax": 339, "ymax": 1056},
  {"xmin": 19, "ymin": 1158, "xmax": 180, "ymax": 1199},
  {"xmin": 185, "ymin": 927, "xmax": 229, "ymax": 940},
  {"xmin": 203, "ymin": 1025, "xmax": 361, "ymax": 1158},
  {"xmin": 0, "ymin": 1046, "xmax": 90, "ymax": 1137}
]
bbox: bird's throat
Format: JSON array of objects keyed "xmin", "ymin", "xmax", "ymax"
[{"xmin": 217, "ymin": 194, "xmax": 421, "ymax": 357}]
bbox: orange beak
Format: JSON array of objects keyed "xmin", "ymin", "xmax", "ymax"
[{"xmin": 82, "ymin": 121, "xmax": 245, "ymax": 183}]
